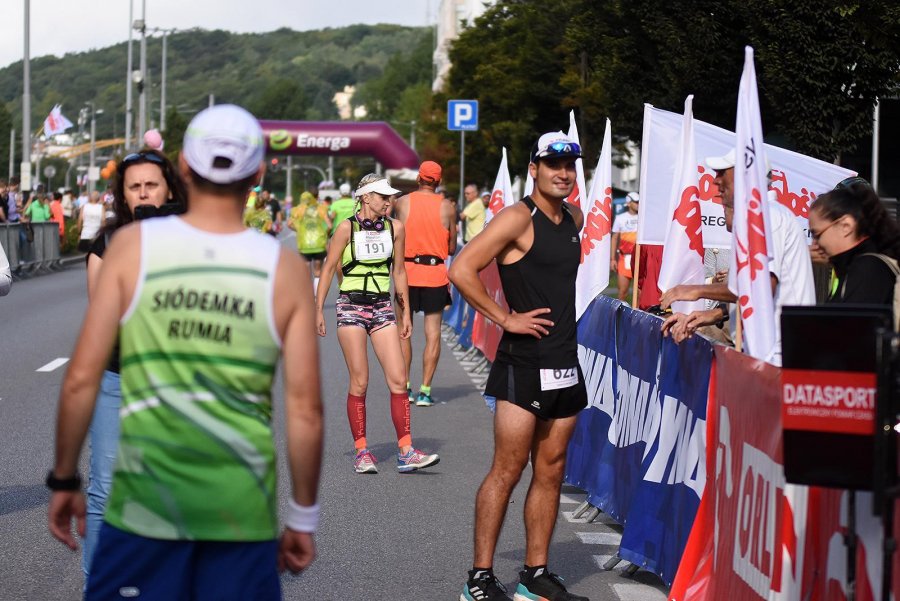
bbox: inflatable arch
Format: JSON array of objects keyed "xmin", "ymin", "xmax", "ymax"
[{"xmin": 259, "ymin": 121, "xmax": 419, "ymax": 170}]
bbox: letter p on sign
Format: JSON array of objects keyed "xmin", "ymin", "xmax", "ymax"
[{"xmin": 448, "ymin": 100, "xmax": 479, "ymax": 131}]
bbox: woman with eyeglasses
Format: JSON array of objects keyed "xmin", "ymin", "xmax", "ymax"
[
  {"xmin": 315, "ymin": 173, "xmax": 439, "ymax": 474},
  {"xmin": 81, "ymin": 149, "xmax": 187, "ymax": 582},
  {"xmin": 808, "ymin": 178, "xmax": 900, "ymax": 315}
]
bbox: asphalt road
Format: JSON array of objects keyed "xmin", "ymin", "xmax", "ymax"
[{"xmin": 0, "ymin": 253, "xmax": 668, "ymax": 601}]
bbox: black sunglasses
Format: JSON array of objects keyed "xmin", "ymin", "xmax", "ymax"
[{"xmin": 118, "ymin": 151, "xmax": 166, "ymax": 173}]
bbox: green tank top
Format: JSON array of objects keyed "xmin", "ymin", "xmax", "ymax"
[
  {"xmin": 330, "ymin": 197, "xmax": 356, "ymax": 235},
  {"xmin": 105, "ymin": 216, "xmax": 283, "ymax": 541},
  {"xmin": 339, "ymin": 216, "xmax": 394, "ymax": 295}
]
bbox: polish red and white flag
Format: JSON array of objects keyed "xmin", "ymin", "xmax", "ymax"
[
  {"xmin": 729, "ymin": 46, "xmax": 777, "ymax": 361},
  {"xmin": 575, "ymin": 118, "xmax": 614, "ymax": 320},
  {"xmin": 658, "ymin": 95, "xmax": 706, "ymax": 314},
  {"xmin": 486, "ymin": 147, "xmax": 514, "ymax": 223},
  {"xmin": 565, "ymin": 110, "xmax": 588, "ymax": 210}
]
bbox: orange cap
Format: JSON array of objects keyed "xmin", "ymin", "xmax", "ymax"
[{"xmin": 418, "ymin": 161, "xmax": 442, "ymax": 183}]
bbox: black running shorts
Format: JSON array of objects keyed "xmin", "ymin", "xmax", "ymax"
[
  {"xmin": 485, "ymin": 361, "xmax": 588, "ymax": 420},
  {"xmin": 408, "ymin": 285, "xmax": 451, "ymax": 314}
]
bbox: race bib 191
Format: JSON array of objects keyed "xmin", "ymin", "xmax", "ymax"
[
  {"xmin": 539, "ymin": 367, "xmax": 578, "ymax": 391},
  {"xmin": 354, "ymin": 230, "xmax": 392, "ymax": 261}
]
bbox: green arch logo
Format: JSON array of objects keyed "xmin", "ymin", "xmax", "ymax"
[{"xmin": 269, "ymin": 130, "xmax": 293, "ymax": 151}]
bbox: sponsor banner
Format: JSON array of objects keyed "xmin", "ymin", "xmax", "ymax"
[
  {"xmin": 566, "ymin": 295, "xmax": 712, "ymax": 585},
  {"xmin": 781, "ymin": 369, "xmax": 876, "ymax": 436},
  {"xmin": 636, "ymin": 107, "xmax": 855, "ymax": 248},
  {"xmin": 671, "ymin": 346, "xmax": 898, "ymax": 601},
  {"xmin": 258, "ymin": 120, "xmax": 419, "ymax": 170}
]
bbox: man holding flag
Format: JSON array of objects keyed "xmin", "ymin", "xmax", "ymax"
[
  {"xmin": 661, "ymin": 49, "xmax": 815, "ymax": 364},
  {"xmin": 450, "ymin": 132, "xmax": 589, "ymax": 601}
]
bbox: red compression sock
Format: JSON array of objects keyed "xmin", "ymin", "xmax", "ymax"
[
  {"xmin": 390, "ymin": 391, "xmax": 411, "ymax": 448},
  {"xmin": 347, "ymin": 393, "xmax": 367, "ymax": 450}
]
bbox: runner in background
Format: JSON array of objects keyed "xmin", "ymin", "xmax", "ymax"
[
  {"xmin": 315, "ymin": 173, "xmax": 439, "ymax": 474},
  {"xmin": 244, "ymin": 192, "xmax": 273, "ymax": 234},
  {"xmin": 610, "ymin": 191, "xmax": 639, "ymax": 303},
  {"xmin": 393, "ymin": 161, "xmax": 457, "ymax": 406},
  {"xmin": 289, "ymin": 193, "xmax": 332, "ymax": 290}
]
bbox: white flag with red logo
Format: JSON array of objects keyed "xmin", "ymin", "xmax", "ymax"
[
  {"xmin": 730, "ymin": 47, "xmax": 777, "ymax": 361},
  {"xmin": 486, "ymin": 147, "xmax": 514, "ymax": 223},
  {"xmin": 43, "ymin": 104, "xmax": 73, "ymax": 137},
  {"xmin": 657, "ymin": 95, "xmax": 706, "ymax": 314},
  {"xmin": 575, "ymin": 118, "xmax": 614, "ymax": 320},
  {"xmin": 565, "ymin": 110, "xmax": 588, "ymax": 211}
]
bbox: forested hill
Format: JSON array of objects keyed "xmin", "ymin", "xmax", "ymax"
[{"xmin": 0, "ymin": 24, "xmax": 432, "ymax": 140}]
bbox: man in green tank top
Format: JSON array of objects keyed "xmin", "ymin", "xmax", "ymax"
[{"xmin": 48, "ymin": 104, "xmax": 324, "ymax": 600}]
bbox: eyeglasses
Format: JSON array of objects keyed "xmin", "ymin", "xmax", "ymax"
[
  {"xmin": 119, "ymin": 151, "xmax": 166, "ymax": 172},
  {"xmin": 810, "ymin": 217, "xmax": 842, "ymax": 242}
]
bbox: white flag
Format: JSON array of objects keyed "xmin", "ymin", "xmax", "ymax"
[
  {"xmin": 486, "ymin": 147, "xmax": 514, "ymax": 223},
  {"xmin": 43, "ymin": 104, "xmax": 73, "ymax": 137},
  {"xmin": 565, "ymin": 110, "xmax": 588, "ymax": 210},
  {"xmin": 575, "ymin": 118, "xmax": 614, "ymax": 320},
  {"xmin": 730, "ymin": 47, "xmax": 776, "ymax": 361},
  {"xmin": 658, "ymin": 95, "xmax": 706, "ymax": 314},
  {"xmin": 523, "ymin": 161, "xmax": 534, "ymax": 198},
  {"xmin": 636, "ymin": 105, "xmax": 855, "ymax": 248}
]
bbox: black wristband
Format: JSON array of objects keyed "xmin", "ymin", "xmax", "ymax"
[
  {"xmin": 45, "ymin": 470, "xmax": 82, "ymax": 491},
  {"xmin": 715, "ymin": 303, "xmax": 730, "ymax": 328}
]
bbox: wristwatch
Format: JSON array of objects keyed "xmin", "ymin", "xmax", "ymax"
[
  {"xmin": 715, "ymin": 303, "xmax": 730, "ymax": 328},
  {"xmin": 45, "ymin": 470, "xmax": 82, "ymax": 492}
]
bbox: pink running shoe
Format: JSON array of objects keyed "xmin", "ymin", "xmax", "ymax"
[
  {"xmin": 354, "ymin": 449, "xmax": 378, "ymax": 474},
  {"xmin": 397, "ymin": 448, "xmax": 440, "ymax": 473}
]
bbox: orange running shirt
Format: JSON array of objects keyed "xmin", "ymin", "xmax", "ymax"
[{"xmin": 404, "ymin": 190, "xmax": 449, "ymax": 287}]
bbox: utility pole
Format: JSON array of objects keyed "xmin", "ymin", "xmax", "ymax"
[
  {"xmin": 160, "ymin": 29, "xmax": 170, "ymax": 131},
  {"xmin": 125, "ymin": 0, "xmax": 134, "ymax": 151},
  {"xmin": 22, "ymin": 0, "xmax": 32, "ymax": 190},
  {"xmin": 137, "ymin": 0, "xmax": 148, "ymax": 143}
]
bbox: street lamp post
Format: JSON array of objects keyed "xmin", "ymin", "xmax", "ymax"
[
  {"xmin": 86, "ymin": 103, "xmax": 104, "ymax": 195},
  {"xmin": 125, "ymin": 0, "xmax": 134, "ymax": 151},
  {"xmin": 22, "ymin": 0, "xmax": 32, "ymax": 189},
  {"xmin": 135, "ymin": 0, "xmax": 148, "ymax": 144}
]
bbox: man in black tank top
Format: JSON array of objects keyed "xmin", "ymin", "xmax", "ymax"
[{"xmin": 449, "ymin": 133, "xmax": 589, "ymax": 601}]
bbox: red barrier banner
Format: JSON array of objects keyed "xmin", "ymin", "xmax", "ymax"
[
  {"xmin": 671, "ymin": 346, "xmax": 899, "ymax": 601},
  {"xmin": 471, "ymin": 261, "xmax": 506, "ymax": 363}
]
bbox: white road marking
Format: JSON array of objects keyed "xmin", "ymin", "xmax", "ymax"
[
  {"xmin": 611, "ymin": 583, "xmax": 668, "ymax": 601},
  {"xmin": 576, "ymin": 531, "xmax": 622, "ymax": 546},
  {"xmin": 560, "ymin": 492, "xmax": 586, "ymax": 504},
  {"xmin": 36, "ymin": 358, "xmax": 69, "ymax": 372}
]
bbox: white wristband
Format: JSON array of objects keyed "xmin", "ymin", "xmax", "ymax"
[{"xmin": 286, "ymin": 499, "xmax": 320, "ymax": 533}]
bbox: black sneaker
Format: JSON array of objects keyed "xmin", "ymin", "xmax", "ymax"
[
  {"xmin": 514, "ymin": 568, "xmax": 589, "ymax": 601},
  {"xmin": 460, "ymin": 569, "xmax": 512, "ymax": 601}
]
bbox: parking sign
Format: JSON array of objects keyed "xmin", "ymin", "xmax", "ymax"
[{"xmin": 448, "ymin": 100, "xmax": 479, "ymax": 131}]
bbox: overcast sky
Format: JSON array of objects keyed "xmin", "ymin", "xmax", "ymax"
[{"xmin": 0, "ymin": 0, "xmax": 439, "ymax": 70}]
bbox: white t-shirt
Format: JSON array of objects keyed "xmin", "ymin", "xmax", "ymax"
[
  {"xmin": 80, "ymin": 203, "xmax": 104, "ymax": 241},
  {"xmin": 612, "ymin": 211, "xmax": 639, "ymax": 234},
  {"xmin": 768, "ymin": 200, "xmax": 816, "ymax": 366}
]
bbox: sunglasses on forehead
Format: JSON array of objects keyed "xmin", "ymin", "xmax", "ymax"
[
  {"xmin": 119, "ymin": 151, "xmax": 166, "ymax": 172},
  {"xmin": 533, "ymin": 141, "xmax": 582, "ymax": 161}
]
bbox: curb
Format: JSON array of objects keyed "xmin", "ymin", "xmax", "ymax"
[{"xmin": 59, "ymin": 254, "xmax": 87, "ymax": 268}]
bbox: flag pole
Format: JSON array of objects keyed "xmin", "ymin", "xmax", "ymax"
[
  {"xmin": 631, "ymin": 243, "xmax": 641, "ymax": 307},
  {"xmin": 734, "ymin": 311, "xmax": 743, "ymax": 352}
]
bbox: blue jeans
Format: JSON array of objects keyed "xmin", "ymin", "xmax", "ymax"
[{"xmin": 83, "ymin": 370, "xmax": 121, "ymax": 581}]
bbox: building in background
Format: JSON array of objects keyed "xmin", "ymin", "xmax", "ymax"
[{"xmin": 433, "ymin": 0, "xmax": 497, "ymax": 92}]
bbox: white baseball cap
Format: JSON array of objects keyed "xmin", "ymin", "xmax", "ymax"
[
  {"xmin": 626, "ymin": 191, "xmax": 640, "ymax": 203},
  {"xmin": 705, "ymin": 149, "xmax": 736, "ymax": 171},
  {"xmin": 355, "ymin": 177, "xmax": 400, "ymax": 198},
  {"xmin": 531, "ymin": 131, "xmax": 582, "ymax": 163},
  {"xmin": 339, "ymin": 182, "xmax": 351, "ymax": 196},
  {"xmin": 183, "ymin": 104, "xmax": 264, "ymax": 184}
]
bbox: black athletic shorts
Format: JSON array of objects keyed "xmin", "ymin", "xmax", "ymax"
[
  {"xmin": 408, "ymin": 285, "xmax": 451, "ymax": 314},
  {"xmin": 485, "ymin": 360, "xmax": 588, "ymax": 420}
]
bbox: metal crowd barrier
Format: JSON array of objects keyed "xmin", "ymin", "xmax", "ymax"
[{"xmin": 0, "ymin": 223, "xmax": 62, "ymax": 277}]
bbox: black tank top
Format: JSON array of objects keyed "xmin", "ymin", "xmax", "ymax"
[{"xmin": 496, "ymin": 196, "xmax": 581, "ymax": 368}]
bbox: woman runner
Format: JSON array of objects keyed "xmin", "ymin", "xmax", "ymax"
[{"xmin": 315, "ymin": 173, "xmax": 440, "ymax": 474}]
